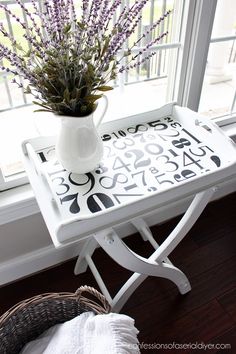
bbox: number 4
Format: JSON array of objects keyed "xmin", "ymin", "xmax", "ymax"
[
  {"xmin": 183, "ymin": 152, "xmax": 203, "ymax": 170},
  {"xmin": 112, "ymin": 156, "xmax": 131, "ymax": 172}
]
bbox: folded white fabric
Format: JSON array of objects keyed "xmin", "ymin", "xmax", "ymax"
[{"xmin": 20, "ymin": 311, "xmax": 140, "ymax": 354}]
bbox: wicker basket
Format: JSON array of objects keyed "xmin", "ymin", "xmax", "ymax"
[{"xmin": 0, "ymin": 285, "xmax": 111, "ymax": 354}]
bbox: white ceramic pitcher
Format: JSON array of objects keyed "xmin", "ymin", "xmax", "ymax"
[{"xmin": 56, "ymin": 95, "xmax": 108, "ymax": 174}]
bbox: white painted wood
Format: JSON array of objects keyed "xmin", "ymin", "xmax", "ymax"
[
  {"xmin": 178, "ymin": 0, "xmax": 217, "ymax": 110},
  {"xmin": 74, "ymin": 238, "xmax": 97, "ymax": 275},
  {"xmin": 131, "ymin": 218, "xmax": 149, "ymax": 242},
  {"xmin": 112, "ymin": 273, "xmax": 146, "ymax": 312},
  {"xmin": 94, "ymin": 228, "xmax": 191, "ymax": 296},
  {"xmin": 85, "ymin": 255, "xmax": 112, "ymax": 304},
  {"xmin": 131, "ymin": 218, "xmax": 172, "ymax": 264},
  {"xmin": 206, "ymin": 0, "xmax": 236, "ymax": 84},
  {"xmin": 110, "ymin": 189, "xmax": 216, "ymax": 311},
  {"xmin": 71, "ymin": 188, "xmax": 212, "ymax": 310},
  {"xmin": 151, "ymin": 188, "xmax": 216, "ymax": 262},
  {"xmin": 77, "ymin": 189, "xmax": 215, "ymax": 310}
]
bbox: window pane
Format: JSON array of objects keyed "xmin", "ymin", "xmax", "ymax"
[
  {"xmin": 0, "ymin": 0, "xmax": 186, "ymax": 189},
  {"xmin": 198, "ymin": 0, "xmax": 236, "ymax": 119},
  {"xmin": 0, "ymin": 0, "xmax": 182, "ymax": 111}
]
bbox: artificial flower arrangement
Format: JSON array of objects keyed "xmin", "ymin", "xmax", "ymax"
[{"xmin": 0, "ymin": 0, "xmax": 171, "ymax": 117}]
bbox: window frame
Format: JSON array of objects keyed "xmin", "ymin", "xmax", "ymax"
[
  {"xmin": 1, "ymin": 0, "xmax": 236, "ymax": 191},
  {"xmin": 177, "ymin": 0, "xmax": 217, "ymax": 111}
]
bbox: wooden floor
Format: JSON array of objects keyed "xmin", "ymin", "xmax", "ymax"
[{"xmin": 1, "ymin": 192, "xmax": 236, "ymax": 353}]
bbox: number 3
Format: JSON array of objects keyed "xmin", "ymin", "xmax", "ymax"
[
  {"xmin": 113, "ymin": 138, "xmax": 134, "ymax": 150},
  {"xmin": 156, "ymin": 155, "xmax": 179, "ymax": 172}
]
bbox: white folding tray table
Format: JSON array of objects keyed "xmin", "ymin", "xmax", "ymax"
[{"xmin": 22, "ymin": 103, "xmax": 236, "ymax": 312}]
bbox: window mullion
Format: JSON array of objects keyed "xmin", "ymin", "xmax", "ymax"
[
  {"xmin": 177, "ymin": 0, "xmax": 217, "ymax": 111},
  {"xmin": 165, "ymin": 0, "xmax": 185, "ymax": 103}
]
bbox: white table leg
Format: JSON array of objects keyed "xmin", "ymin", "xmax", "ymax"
[
  {"xmin": 150, "ymin": 188, "xmax": 216, "ymax": 262},
  {"xmin": 95, "ymin": 188, "xmax": 215, "ymax": 311},
  {"xmin": 94, "ymin": 228, "xmax": 190, "ymax": 295},
  {"xmin": 131, "ymin": 218, "xmax": 173, "ymax": 265},
  {"xmin": 112, "ymin": 273, "xmax": 147, "ymax": 312},
  {"xmin": 74, "ymin": 238, "xmax": 98, "ymax": 275}
]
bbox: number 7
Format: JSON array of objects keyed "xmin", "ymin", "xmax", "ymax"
[{"xmin": 131, "ymin": 170, "xmax": 147, "ymax": 186}]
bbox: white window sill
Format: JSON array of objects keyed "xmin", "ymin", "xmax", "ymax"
[{"xmin": 0, "ymin": 184, "xmax": 37, "ymax": 225}]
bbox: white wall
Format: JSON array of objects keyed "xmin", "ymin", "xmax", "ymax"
[{"xmin": 0, "ymin": 213, "xmax": 51, "ymax": 262}]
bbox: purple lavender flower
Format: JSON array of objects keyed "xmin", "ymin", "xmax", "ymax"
[{"xmin": 0, "ymin": 0, "xmax": 172, "ymax": 116}]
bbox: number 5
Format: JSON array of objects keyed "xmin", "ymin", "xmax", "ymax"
[
  {"xmin": 148, "ymin": 120, "xmax": 168, "ymax": 131},
  {"xmin": 155, "ymin": 173, "xmax": 174, "ymax": 185}
]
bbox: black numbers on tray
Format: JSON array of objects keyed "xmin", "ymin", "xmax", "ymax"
[
  {"xmin": 101, "ymin": 134, "xmax": 112, "ymax": 142},
  {"xmin": 157, "ymin": 129, "xmax": 180, "ymax": 141},
  {"xmin": 45, "ymin": 116, "xmax": 222, "ymax": 216},
  {"xmin": 53, "ymin": 177, "xmax": 70, "ymax": 195},
  {"xmin": 60, "ymin": 193, "xmax": 80, "ymax": 214},
  {"xmin": 145, "ymin": 143, "xmax": 163, "ymax": 156},
  {"xmin": 183, "ymin": 152, "xmax": 203, "ymax": 170},
  {"xmin": 113, "ymin": 137, "xmax": 134, "ymax": 150},
  {"xmin": 104, "ymin": 146, "xmax": 115, "ymax": 158},
  {"xmin": 111, "ymin": 130, "xmax": 127, "ymax": 139},
  {"xmin": 211, "ymin": 155, "xmax": 221, "ymax": 167},
  {"xmin": 149, "ymin": 167, "xmax": 159, "ymax": 174},
  {"xmin": 127, "ymin": 124, "xmax": 148, "ymax": 134},
  {"xmin": 155, "ymin": 173, "xmax": 174, "ymax": 185},
  {"xmin": 174, "ymin": 169, "xmax": 196, "ymax": 183},
  {"xmin": 168, "ymin": 149, "xmax": 179, "ymax": 157},
  {"xmin": 101, "ymin": 130, "xmax": 127, "ymax": 141},
  {"xmin": 171, "ymin": 122, "xmax": 182, "ymax": 128},
  {"xmin": 132, "ymin": 170, "xmax": 147, "ymax": 186},
  {"xmin": 133, "ymin": 133, "xmax": 155, "ymax": 143},
  {"xmin": 164, "ymin": 117, "xmax": 173, "ymax": 123},
  {"xmin": 87, "ymin": 193, "xmax": 114, "ymax": 213},
  {"xmin": 125, "ymin": 149, "xmax": 151, "ymax": 169},
  {"xmin": 68, "ymin": 173, "xmax": 95, "ymax": 195},
  {"xmin": 112, "ymin": 156, "xmax": 131, "ymax": 172},
  {"xmin": 148, "ymin": 120, "xmax": 168, "ymax": 131},
  {"xmin": 95, "ymin": 163, "xmax": 108, "ymax": 175},
  {"xmin": 189, "ymin": 145, "xmax": 213, "ymax": 156},
  {"xmin": 156, "ymin": 155, "xmax": 179, "ymax": 172},
  {"xmin": 182, "ymin": 128, "xmax": 201, "ymax": 144},
  {"xmin": 172, "ymin": 138, "xmax": 191, "ymax": 149},
  {"xmin": 99, "ymin": 173, "xmax": 128, "ymax": 189}
]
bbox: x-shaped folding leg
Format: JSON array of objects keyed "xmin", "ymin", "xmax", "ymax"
[{"xmin": 74, "ymin": 187, "xmax": 216, "ymax": 312}]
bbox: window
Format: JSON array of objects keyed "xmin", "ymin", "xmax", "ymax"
[
  {"xmin": 0, "ymin": 0, "xmax": 235, "ymax": 191},
  {"xmin": 0, "ymin": 0, "xmax": 184, "ymax": 190},
  {"xmin": 198, "ymin": 0, "xmax": 236, "ymax": 121},
  {"xmin": 177, "ymin": 0, "xmax": 236, "ymax": 123}
]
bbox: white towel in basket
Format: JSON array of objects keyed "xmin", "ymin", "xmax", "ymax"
[{"xmin": 20, "ymin": 311, "xmax": 140, "ymax": 354}]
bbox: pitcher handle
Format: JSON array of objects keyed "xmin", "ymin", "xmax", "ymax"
[{"xmin": 95, "ymin": 94, "xmax": 108, "ymax": 128}]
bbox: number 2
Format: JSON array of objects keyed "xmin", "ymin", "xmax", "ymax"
[{"xmin": 125, "ymin": 149, "xmax": 151, "ymax": 169}]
